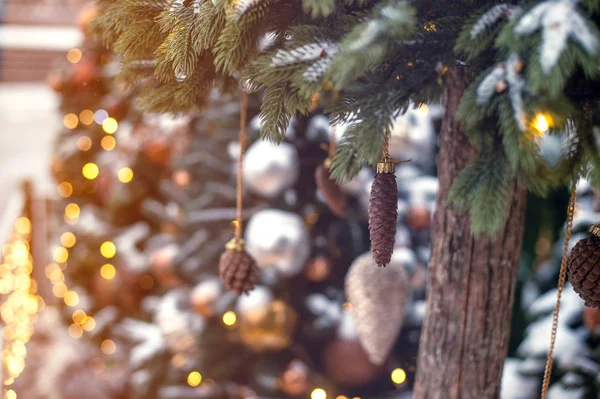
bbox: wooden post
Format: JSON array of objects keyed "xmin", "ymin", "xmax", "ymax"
[{"xmin": 413, "ymin": 67, "xmax": 527, "ymax": 398}]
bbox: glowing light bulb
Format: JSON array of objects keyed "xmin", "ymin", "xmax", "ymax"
[
  {"xmin": 187, "ymin": 371, "xmax": 202, "ymax": 387},
  {"xmin": 63, "ymin": 113, "xmax": 78, "ymax": 129},
  {"xmin": 100, "ymin": 264, "xmax": 116, "ymax": 280},
  {"xmin": 6, "ymin": 389, "xmax": 17, "ymax": 399},
  {"xmin": 100, "ymin": 242, "xmax": 116, "ymax": 259},
  {"xmin": 82, "ymin": 163, "xmax": 99, "ymax": 180},
  {"xmin": 52, "ymin": 247, "xmax": 68, "ymax": 263},
  {"xmin": 101, "ymin": 135, "xmax": 116, "ymax": 151},
  {"xmin": 391, "ymin": 368, "xmax": 407, "ymax": 384},
  {"xmin": 222, "ymin": 311, "xmax": 237, "ymax": 326},
  {"xmin": 311, "ymin": 388, "xmax": 327, "ymax": 399},
  {"xmin": 101, "ymin": 339, "xmax": 116, "ymax": 355},
  {"xmin": 66, "ymin": 48, "xmax": 82, "ymax": 63},
  {"xmin": 534, "ymin": 114, "xmax": 550, "ymax": 134},
  {"xmin": 102, "ymin": 117, "xmax": 118, "ymax": 134},
  {"xmin": 65, "ymin": 203, "xmax": 80, "ymax": 219},
  {"xmin": 79, "ymin": 110, "xmax": 94, "ymax": 125},
  {"xmin": 117, "ymin": 167, "xmax": 134, "ymax": 183}
]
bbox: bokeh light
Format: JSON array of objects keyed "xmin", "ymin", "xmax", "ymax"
[
  {"xmin": 82, "ymin": 317, "xmax": 96, "ymax": 332},
  {"xmin": 66, "ymin": 48, "xmax": 82, "ymax": 64},
  {"xmin": 94, "ymin": 109, "xmax": 109, "ymax": 124},
  {"xmin": 57, "ymin": 182, "xmax": 73, "ymax": 198},
  {"xmin": 82, "ymin": 163, "xmax": 99, "ymax": 180},
  {"xmin": 14, "ymin": 218, "xmax": 31, "ymax": 236},
  {"xmin": 68, "ymin": 323, "xmax": 83, "ymax": 338},
  {"xmin": 187, "ymin": 371, "xmax": 202, "ymax": 387},
  {"xmin": 101, "ymin": 339, "xmax": 116, "ymax": 355},
  {"xmin": 64, "ymin": 291, "xmax": 79, "ymax": 307},
  {"xmin": 65, "ymin": 203, "xmax": 80, "ymax": 219},
  {"xmin": 79, "ymin": 110, "xmax": 94, "ymax": 125},
  {"xmin": 63, "ymin": 113, "xmax": 78, "ymax": 129},
  {"xmin": 6, "ymin": 389, "xmax": 17, "ymax": 399},
  {"xmin": 391, "ymin": 368, "xmax": 407, "ymax": 384},
  {"xmin": 100, "ymin": 264, "xmax": 116, "ymax": 280},
  {"xmin": 222, "ymin": 311, "xmax": 237, "ymax": 326},
  {"xmin": 52, "ymin": 283, "xmax": 68, "ymax": 298},
  {"xmin": 52, "ymin": 247, "xmax": 68, "ymax": 263},
  {"xmin": 117, "ymin": 167, "xmax": 134, "ymax": 183},
  {"xmin": 76, "ymin": 136, "xmax": 92, "ymax": 151},
  {"xmin": 102, "ymin": 117, "xmax": 118, "ymax": 134},
  {"xmin": 534, "ymin": 114, "xmax": 550, "ymax": 134},
  {"xmin": 101, "ymin": 135, "xmax": 116, "ymax": 151},
  {"xmin": 72, "ymin": 310, "xmax": 87, "ymax": 324},
  {"xmin": 60, "ymin": 232, "xmax": 76, "ymax": 248},
  {"xmin": 100, "ymin": 242, "xmax": 116, "ymax": 259},
  {"xmin": 311, "ymin": 388, "xmax": 326, "ymax": 399}
]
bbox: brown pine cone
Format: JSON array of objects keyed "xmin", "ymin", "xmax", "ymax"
[
  {"xmin": 368, "ymin": 172, "xmax": 398, "ymax": 266},
  {"xmin": 219, "ymin": 239, "xmax": 259, "ymax": 295},
  {"xmin": 568, "ymin": 235, "xmax": 600, "ymax": 309},
  {"xmin": 315, "ymin": 164, "xmax": 348, "ymax": 217}
]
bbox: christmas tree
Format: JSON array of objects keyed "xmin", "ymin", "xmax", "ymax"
[{"xmin": 83, "ymin": 0, "xmax": 600, "ymax": 397}]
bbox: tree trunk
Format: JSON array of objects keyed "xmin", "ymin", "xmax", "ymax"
[{"xmin": 413, "ymin": 67, "xmax": 527, "ymax": 399}]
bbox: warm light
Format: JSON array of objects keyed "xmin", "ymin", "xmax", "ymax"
[
  {"xmin": 52, "ymin": 247, "xmax": 68, "ymax": 263},
  {"xmin": 424, "ymin": 21, "xmax": 437, "ymax": 31},
  {"xmin": 66, "ymin": 48, "xmax": 82, "ymax": 64},
  {"xmin": 82, "ymin": 163, "xmax": 99, "ymax": 180},
  {"xmin": 94, "ymin": 109, "xmax": 109, "ymax": 124},
  {"xmin": 101, "ymin": 339, "xmax": 116, "ymax": 355},
  {"xmin": 391, "ymin": 368, "xmax": 407, "ymax": 385},
  {"xmin": 101, "ymin": 135, "xmax": 116, "ymax": 151},
  {"xmin": 222, "ymin": 311, "xmax": 237, "ymax": 326},
  {"xmin": 6, "ymin": 389, "xmax": 16, "ymax": 399},
  {"xmin": 117, "ymin": 167, "xmax": 134, "ymax": 183},
  {"xmin": 416, "ymin": 104, "xmax": 429, "ymax": 116},
  {"xmin": 57, "ymin": 182, "xmax": 73, "ymax": 198},
  {"xmin": 65, "ymin": 203, "xmax": 80, "ymax": 219},
  {"xmin": 336, "ymin": 396, "xmax": 348, "ymax": 399},
  {"xmin": 63, "ymin": 113, "xmax": 79, "ymax": 129},
  {"xmin": 72, "ymin": 310, "xmax": 87, "ymax": 324},
  {"xmin": 311, "ymin": 388, "xmax": 327, "ymax": 399},
  {"xmin": 100, "ymin": 242, "xmax": 116, "ymax": 259},
  {"xmin": 140, "ymin": 275, "xmax": 154, "ymax": 290},
  {"xmin": 82, "ymin": 317, "xmax": 96, "ymax": 331},
  {"xmin": 14, "ymin": 218, "xmax": 31, "ymax": 236},
  {"xmin": 187, "ymin": 371, "xmax": 202, "ymax": 387},
  {"xmin": 102, "ymin": 117, "xmax": 118, "ymax": 134},
  {"xmin": 100, "ymin": 264, "xmax": 116, "ymax": 280},
  {"xmin": 52, "ymin": 283, "xmax": 68, "ymax": 298},
  {"xmin": 60, "ymin": 232, "xmax": 76, "ymax": 248},
  {"xmin": 68, "ymin": 323, "xmax": 83, "ymax": 338},
  {"xmin": 47, "ymin": 268, "xmax": 63, "ymax": 283},
  {"xmin": 79, "ymin": 110, "xmax": 94, "ymax": 125},
  {"xmin": 534, "ymin": 114, "xmax": 550, "ymax": 134},
  {"xmin": 77, "ymin": 136, "xmax": 93, "ymax": 151},
  {"xmin": 64, "ymin": 291, "xmax": 80, "ymax": 307}
]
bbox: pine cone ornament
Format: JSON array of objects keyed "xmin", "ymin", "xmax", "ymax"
[
  {"xmin": 368, "ymin": 156, "xmax": 398, "ymax": 266},
  {"xmin": 568, "ymin": 224, "xmax": 600, "ymax": 308},
  {"xmin": 315, "ymin": 162, "xmax": 348, "ymax": 217},
  {"xmin": 219, "ymin": 239, "xmax": 259, "ymax": 295}
]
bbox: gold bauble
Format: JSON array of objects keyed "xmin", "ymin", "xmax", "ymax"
[{"xmin": 239, "ymin": 299, "xmax": 297, "ymax": 352}]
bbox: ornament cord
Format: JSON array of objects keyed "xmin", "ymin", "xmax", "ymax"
[
  {"xmin": 235, "ymin": 88, "xmax": 248, "ymax": 240},
  {"xmin": 540, "ymin": 180, "xmax": 577, "ymax": 398}
]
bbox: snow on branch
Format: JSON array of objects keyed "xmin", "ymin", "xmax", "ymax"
[
  {"xmin": 470, "ymin": 4, "xmax": 521, "ymax": 39},
  {"xmin": 271, "ymin": 42, "xmax": 339, "ymax": 67}
]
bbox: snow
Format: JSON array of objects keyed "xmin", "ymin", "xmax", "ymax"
[
  {"xmin": 270, "ymin": 42, "xmax": 338, "ymax": 67},
  {"xmin": 547, "ymin": 383, "xmax": 584, "ymax": 399},
  {"xmin": 348, "ymin": 20, "xmax": 381, "ymax": 51},
  {"xmin": 117, "ymin": 318, "xmax": 167, "ymax": 369},
  {"xmin": 303, "ymin": 56, "xmax": 333, "ymax": 83},
  {"xmin": 500, "ymin": 358, "xmax": 539, "ymax": 399},
  {"xmin": 527, "ymin": 283, "xmax": 584, "ymax": 325},
  {"xmin": 477, "ymin": 65, "xmax": 506, "ymax": 105},
  {"xmin": 170, "ymin": 0, "xmax": 185, "ymax": 12},
  {"xmin": 505, "ymin": 54, "xmax": 527, "ymax": 131},
  {"xmin": 237, "ymin": 286, "xmax": 274, "ymax": 314},
  {"xmin": 471, "ymin": 4, "xmax": 522, "ymax": 39},
  {"xmin": 515, "ymin": 0, "xmax": 598, "ymax": 74},
  {"xmin": 233, "ymin": 0, "xmax": 264, "ymax": 19}
]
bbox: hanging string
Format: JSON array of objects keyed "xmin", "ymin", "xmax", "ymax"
[
  {"xmin": 540, "ymin": 179, "xmax": 578, "ymax": 398},
  {"xmin": 235, "ymin": 88, "xmax": 248, "ymax": 240},
  {"xmin": 383, "ymin": 130, "xmax": 390, "ymax": 159}
]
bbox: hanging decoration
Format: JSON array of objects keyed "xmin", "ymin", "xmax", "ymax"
[
  {"xmin": 315, "ymin": 126, "xmax": 348, "ymax": 217},
  {"xmin": 219, "ymin": 88, "xmax": 259, "ymax": 295},
  {"xmin": 568, "ymin": 223, "xmax": 600, "ymax": 309}
]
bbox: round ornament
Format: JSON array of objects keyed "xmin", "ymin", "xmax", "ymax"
[
  {"xmin": 279, "ymin": 360, "xmax": 310, "ymax": 396},
  {"xmin": 190, "ymin": 278, "xmax": 223, "ymax": 318},
  {"xmin": 583, "ymin": 306, "xmax": 600, "ymax": 332},
  {"xmin": 243, "ymin": 140, "xmax": 299, "ymax": 198},
  {"xmin": 569, "ymin": 224, "xmax": 600, "ymax": 308},
  {"xmin": 237, "ymin": 290, "xmax": 297, "ymax": 352},
  {"xmin": 245, "ymin": 209, "xmax": 310, "ymax": 276},
  {"xmin": 304, "ymin": 256, "xmax": 332, "ymax": 282},
  {"xmin": 322, "ymin": 339, "xmax": 382, "ymax": 387}
]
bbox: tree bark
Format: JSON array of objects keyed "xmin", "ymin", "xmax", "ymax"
[{"xmin": 413, "ymin": 67, "xmax": 528, "ymax": 399}]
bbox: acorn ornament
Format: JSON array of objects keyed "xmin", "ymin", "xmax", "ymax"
[
  {"xmin": 218, "ymin": 88, "xmax": 258, "ymax": 295},
  {"xmin": 568, "ymin": 223, "xmax": 600, "ymax": 308},
  {"xmin": 368, "ymin": 133, "xmax": 407, "ymax": 266}
]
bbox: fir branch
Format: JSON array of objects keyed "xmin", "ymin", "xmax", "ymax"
[
  {"xmin": 302, "ymin": 0, "xmax": 336, "ymax": 18},
  {"xmin": 259, "ymin": 82, "xmax": 294, "ymax": 143}
]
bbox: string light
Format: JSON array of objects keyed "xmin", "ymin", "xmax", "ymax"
[
  {"xmin": 336, "ymin": 396, "xmax": 348, "ymax": 399},
  {"xmin": 72, "ymin": 310, "xmax": 87, "ymax": 324},
  {"xmin": 6, "ymin": 389, "xmax": 17, "ymax": 399},
  {"xmin": 60, "ymin": 232, "xmax": 76, "ymax": 248},
  {"xmin": 57, "ymin": 182, "xmax": 73, "ymax": 198},
  {"xmin": 117, "ymin": 167, "xmax": 134, "ymax": 183},
  {"xmin": 187, "ymin": 371, "xmax": 202, "ymax": 387},
  {"xmin": 222, "ymin": 311, "xmax": 237, "ymax": 326},
  {"xmin": 68, "ymin": 323, "xmax": 83, "ymax": 338},
  {"xmin": 391, "ymin": 368, "xmax": 407, "ymax": 384},
  {"xmin": 64, "ymin": 203, "xmax": 80, "ymax": 219},
  {"xmin": 101, "ymin": 339, "xmax": 116, "ymax": 355},
  {"xmin": 63, "ymin": 113, "xmax": 79, "ymax": 129},
  {"xmin": 64, "ymin": 291, "xmax": 80, "ymax": 307},
  {"xmin": 79, "ymin": 110, "xmax": 94, "ymax": 125},
  {"xmin": 101, "ymin": 135, "xmax": 116, "ymax": 151},
  {"xmin": 534, "ymin": 114, "xmax": 551, "ymax": 134},
  {"xmin": 66, "ymin": 48, "xmax": 82, "ymax": 64},
  {"xmin": 76, "ymin": 136, "xmax": 93, "ymax": 151},
  {"xmin": 311, "ymin": 388, "xmax": 327, "ymax": 399},
  {"xmin": 100, "ymin": 264, "xmax": 116, "ymax": 280},
  {"xmin": 81, "ymin": 317, "xmax": 96, "ymax": 332},
  {"xmin": 100, "ymin": 241, "xmax": 116, "ymax": 259},
  {"xmin": 102, "ymin": 117, "xmax": 118, "ymax": 134},
  {"xmin": 52, "ymin": 283, "xmax": 68, "ymax": 298},
  {"xmin": 52, "ymin": 246, "xmax": 68, "ymax": 263},
  {"xmin": 82, "ymin": 163, "xmax": 99, "ymax": 180},
  {"xmin": 14, "ymin": 218, "xmax": 31, "ymax": 236}
]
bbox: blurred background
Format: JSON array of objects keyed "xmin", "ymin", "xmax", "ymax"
[{"xmin": 0, "ymin": 2, "xmax": 599, "ymax": 399}]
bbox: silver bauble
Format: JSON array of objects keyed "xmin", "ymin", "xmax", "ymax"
[
  {"xmin": 236, "ymin": 285, "xmax": 273, "ymax": 318},
  {"xmin": 345, "ymin": 250, "xmax": 412, "ymax": 365},
  {"xmin": 243, "ymin": 140, "xmax": 299, "ymax": 198},
  {"xmin": 389, "ymin": 110, "xmax": 436, "ymax": 171},
  {"xmin": 245, "ymin": 209, "xmax": 310, "ymax": 276}
]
